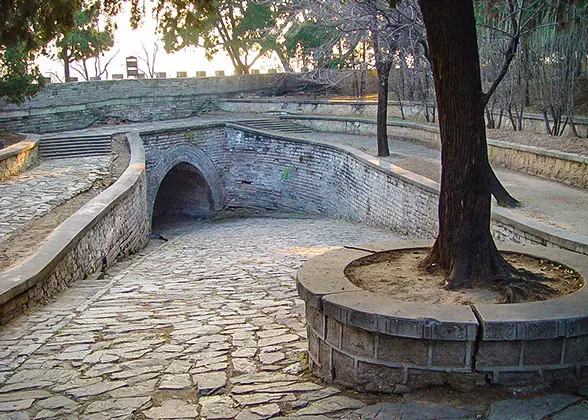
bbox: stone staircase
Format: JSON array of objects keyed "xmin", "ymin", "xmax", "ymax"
[
  {"xmin": 233, "ymin": 118, "xmax": 315, "ymax": 134},
  {"xmin": 39, "ymin": 134, "xmax": 112, "ymax": 159}
]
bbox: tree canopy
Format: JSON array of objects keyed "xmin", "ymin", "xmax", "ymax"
[
  {"xmin": 156, "ymin": 0, "xmax": 286, "ymax": 74},
  {"xmin": 55, "ymin": 5, "xmax": 116, "ymax": 81}
]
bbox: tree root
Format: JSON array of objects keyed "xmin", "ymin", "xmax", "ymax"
[
  {"xmin": 421, "ymin": 242, "xmax": 559, "ymax": 303},
  {"xmin": 483, "ymin": 268, "xmax": 558, "ymax": 303}
]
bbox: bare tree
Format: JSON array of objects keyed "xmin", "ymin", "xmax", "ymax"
[
  {"xmin": 138, "ymin": 42, "xmax": 160, "ymax": 78},
  {"xmin": 70, "ymin": 49, "xmax": 119, "ymax": 80}
]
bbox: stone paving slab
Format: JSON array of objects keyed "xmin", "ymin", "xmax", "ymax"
[
  {"xmin": 0, "ymin": 156, "xmax": 111, "ymax": 241},
  {"xmin": 0, "ymin": 216, "xmax": 585, "ymax": 419},
  {"xmin": 0, "ymin": 217, "xmax": 400, "ymax": 418}
]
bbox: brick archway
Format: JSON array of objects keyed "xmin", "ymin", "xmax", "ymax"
[{"xmin": 147, "ymin": 144, "xmax": 224, "ymax": 226}]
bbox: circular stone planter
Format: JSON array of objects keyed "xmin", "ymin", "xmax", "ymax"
[{"xmin": 296, "ymin": 240, "xmax": 588, "ymax": 392}]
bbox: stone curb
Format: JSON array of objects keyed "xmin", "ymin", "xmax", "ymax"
[{"xmin": 0, "ymin": 132, "xmax": 146, "ymax": 306}]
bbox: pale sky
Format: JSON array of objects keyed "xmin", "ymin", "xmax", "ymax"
[{"xmin": 37, "ymin": 1, "xmax": 283, "ymax": 81}]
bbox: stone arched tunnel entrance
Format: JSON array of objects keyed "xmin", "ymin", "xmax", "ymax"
[
  {"xmin": 147, "ymin": 145, "xmax": 224, "ymax": 231},
  {"xmin": 152, "ymin": 162, "xmax": 214, "ymax": 228}
]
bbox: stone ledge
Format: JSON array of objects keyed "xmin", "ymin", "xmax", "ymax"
[
  {"xmin": 0, "ymin": 134, "xmax": 38, "ymax": 160},
  {"xmin": 0, "ymin": 132, "xmax": 147, "ymax": 308},
  {"xmin": 0, "ymin": 134, "xmax": 40, "ymax": 181}
]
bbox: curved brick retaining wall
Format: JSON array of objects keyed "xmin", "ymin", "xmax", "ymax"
[
  {"xmin": 0, "ymin": 133, "xmax": 149, "ymax": 324},
  {"xmin": 0, "ymin": 135, "xmax": 39, "ymax": 181},
  {"xmin": 140, "ymin": 123, "xmax": 587, "ymax": 254},
  {"xmin": 297, "ymin": 240, "xmax": 588, "ymax": 390}
]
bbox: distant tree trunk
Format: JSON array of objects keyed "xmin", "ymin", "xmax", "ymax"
[
  {"xmin": 370, "ymin": 26, "xmax": 392, "ymax": 157},
  {"xmin": 376, "ymin": 61, "xmax": 392, "ymax": 157},
  {"xmin": 63, "ymin": 51, "xmax": 71, "ymax": 82},
  {"xmin": 419, "ymin": 0, "xmax": 514, "ymax": 288}
]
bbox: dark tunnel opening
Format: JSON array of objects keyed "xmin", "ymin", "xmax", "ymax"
[{"xmin": 152, "ymin": 162, "xmax": 214, "ymax": 231}]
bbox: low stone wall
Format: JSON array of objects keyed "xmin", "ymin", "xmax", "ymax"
[
  {"xmin": 282, "ymin": 115, "xmax": 588, "ymax": 190},
  {"xmin": 219, "ymin": 98, "xmax": 588, "ymax": 137},
  {"xmin": 297, "ymin": 240, "xmax": 588, "ymax": 391},
  {"xmin": 0, "ymin": 135, "xmax": 40, "ymax": 181},
  {"xmin": 0, "ymin": 133, "xmax": 149, "ymax": 324},
  {"xmin": 488, "ymin": 141, "xmax": 587, "ymax": 189}
]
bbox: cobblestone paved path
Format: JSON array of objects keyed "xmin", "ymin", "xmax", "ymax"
[
  {"xmin": 0, "ymin": 156, "xmax": 111, "ymax": 241},
  {"xmin": 0, "ymin": 216, "xmax": 403, "ymax": 419}
]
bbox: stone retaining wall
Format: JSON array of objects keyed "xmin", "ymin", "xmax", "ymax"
[
  {"xmin": 0, "ymin": 133, "xmax": 149, "ymax": 324},
  {"xmin": 140, "ymin": 124, "xmax": 440, "ymax": 238},
  {"xmin": 219, "ymin": 98, "xmax": 588, "ymax": 137},
  {"xmin": 297, "ymin": 241, "xmax": 588, "ymax": 391},
  {"xmin": 282, "ymin": 115, "xmax": 588, "ymax": 190},
  {"xmin": 0, "ymin": 74, "xmax": 305, "ymax": 134},
  {"xmin": 0, "ymin": 135, "xmax": 39, "ymax": 181}
]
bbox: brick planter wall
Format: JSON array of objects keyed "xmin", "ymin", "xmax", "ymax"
[{"xmin": 297, "ymin": 240, "xmax": 588, "ymax": 391}]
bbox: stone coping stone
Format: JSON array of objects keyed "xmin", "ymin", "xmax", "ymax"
[
  {"xmin": 0, "ymin": 134, "xmax": 39, "ymax": 161},
  {"xmin": 297, "ymin": 240, "xmax": 588, "ymax": 343},
  {"xmin": 0, "ymin": 132, "xmax": 145, "ymax": 305}
]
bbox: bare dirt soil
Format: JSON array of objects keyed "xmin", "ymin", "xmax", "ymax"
[
  {"xmin": 0, "ymin": 135, "xmax": 130, "ymax": 272},
  {"xmin": 345, "ymin": 249, "xmax": 583, "ymax": 305},
  {"xmin": 0, "ymin": 132, "xmax": 26, "ymax": 149}
]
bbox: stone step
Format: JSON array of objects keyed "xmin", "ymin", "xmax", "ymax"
[
  {"xmin": 40, "ymin": 141, "xmax": 111, "ymax": 150},
  {"xmin": 39, "ymin": 134, "xmax": 112, "ymax": 159},
  {"xmin": 40, "ymin": 149, "xmax": 111, "ymax": 159}
]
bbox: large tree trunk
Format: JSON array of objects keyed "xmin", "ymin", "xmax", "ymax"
[{"xmin": 419, "ymin": 0, "xmax": 513, "ymax": 288}]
